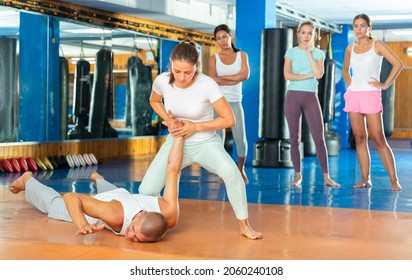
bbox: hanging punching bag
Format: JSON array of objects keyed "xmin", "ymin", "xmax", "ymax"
[
  {"xmin": 253, "ymin": 28, "xmax": 295, "ymax": 168},
  {"xmin": 0, "ymin": 38, "xmax": 17, "ymax": 142},
  {"xmin": 380, "ymin": 58, "xmax": 395, "ymax": 137},
  {"xmin": 89, "ymin": 47, "xmax": 118, "ymax": 138},
  {"xmin": 126, "ymin": 56, "xmax": 157, "ymax": 136},
  {"xmin": 60, "ymin": 57, "xmax": 69, "ymax": 140},
  {"xmin": 318, "ymin": 58, "xmax": 340, "ymax": 155},
  {"xmin": 258, "ymin": 28, "xmax": 292, "ymax": 140},
  {"xmin": 68, "ymin": 58, "xmax": 93, "ymax": 139}
]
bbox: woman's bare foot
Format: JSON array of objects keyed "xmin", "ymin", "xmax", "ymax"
[
  {"xmin": 391, "ymin": 181, "xmax": 402, "ymax": 191},
  {"xmin": 239, "ymin": 220, "xmax": 262, "ymax": 240},
  {"xmin": 240, "ymin": 169, "xmax": 249, "ymax": 184},
  {"xmin": 354, "ymin": 180, "xmax": 372, "ymax": 188},
  {"xmin": 290, "ymin": 173, "xmax": 302, "ymax": 186},
  {"xmin": 90, "ymin": 172, "xmax": 104, "ymax": 184},
  {"xmin": 323, "ymin": 174, "xmax": 340, "ymax": 187},
  {"xmin": 9, "ymin": 171, "xmax": 33, "ymax": 194}
]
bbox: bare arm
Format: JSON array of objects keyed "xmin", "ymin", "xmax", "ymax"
[
  {"xmin": 307, "ymin": 49, "xmax": 324, "ymax": 79},
  {"xmin": 371, "ymin": 40, "xmax": 404, "ymax": 90},
  {"xmin": 284, "ymin": 48, "xmax": 324, "ymax": 81},
  {"xmin": 63, "ymin": 193, "xmax": 123, "ymax": 235},
  {"xmin": 149, "ymin": 90, "xmax": 183, "ymax": 131},
  {"xmin": 342, "ymin": 45, "xmax": 352, "ymax": 87},
  {"xmin": 170, "ymin": 97, "xmax": 235, "ymax": 139},
  {"xmin": 158, "ymin": 136, "xmax": 184, "ymax": 228},
  {"xmin": 209, "ymin": 52, "xmax": 250, "ymax": 85},
  {"xmin": 149, "ymin": 90, "xmax": 169, "ymax": 124}
]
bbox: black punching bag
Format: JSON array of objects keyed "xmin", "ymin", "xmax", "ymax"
[
  {"xmin": 126, "ymin": 56, "xmax": 157, "ymax": 136},
  {"xmin": 380, "ymin": 58, "xmax": 395, "ymax": 137},
  {"xmin": 252, "ymin": 28, "xmax": 294, "ymax": 168},
  {"xmin": 89, "ymin": 47, "xmax": 118, "ymax": 138},
  {"xmin": 60, "ymin": 57, "xmax": 69, "ymax": 140},
  {"xmin": 68, "ymin": 58, "xmax": 93, "ymax": 139},
  {"xmin": 0, "ymin": 38, "xmax": 17, "ymax": 142},
  {"xmin": 318, "ymin": 58, "xmax": 340, "ymax": 156}
]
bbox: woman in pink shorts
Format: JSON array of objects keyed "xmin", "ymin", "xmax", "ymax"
[{"xmin": 342, "ymin": 14, "xmax": 404, "ymax": 191}]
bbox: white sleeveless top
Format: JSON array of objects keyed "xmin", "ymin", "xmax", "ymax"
[
  {"xmin": 348, "ymin": 40, "xmax": 383, "ymax": 91},
  {"xmin": 215, "ymin": 52, "xmax": 243, "ymax": 102}
]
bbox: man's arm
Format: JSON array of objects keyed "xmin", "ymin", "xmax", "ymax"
[
  {"xmin": 158, "ymin": 136, "xmax": 184, "ymax": 228},
  {"xmin": 63, "ymin": 193, "xmax": 123, "ymax": 235}
]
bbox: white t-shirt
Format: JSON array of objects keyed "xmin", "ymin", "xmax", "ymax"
[
  {"xmin": 152, "ymin": 72, "xmax": 224, "ymax": 142},
  {"xmin": 86, "ymin": 188, "xmax": 160, "ymax": 235}
]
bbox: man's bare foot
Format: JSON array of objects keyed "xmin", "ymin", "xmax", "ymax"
[
  {"xmin": 391, "ymin": 181, "xmax": 402, "ymax": 191},
  {"xmin": 324, "ymin": 178, "xmax": 340, "ymax": 187},
  {"xmin": 354, "ymin": 180, "xmax": 372, "ymax": 188},
  {"xmin": 9, "ymin": 171, "xmax": 33, "ymax": 194},
  {"xmin": 91, "ymin": 172, "xmax": 104, "ymax": 184}
]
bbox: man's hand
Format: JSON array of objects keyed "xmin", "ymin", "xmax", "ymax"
[
  {"xmin": 162, "ymin": 110, "xmax": 184, "ymax": 135},
  {"xmin": 76, "ymin": 223, "xmax": 105, "ymax": 235}
]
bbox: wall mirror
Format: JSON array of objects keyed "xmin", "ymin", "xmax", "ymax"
[{"xmin": 0, "ymin": 6, "xmax": 162, "ymax": 143}]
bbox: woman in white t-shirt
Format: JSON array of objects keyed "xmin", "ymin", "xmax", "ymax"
[
  {"xmin": 138, "ymin": 40, "xmax": 262, "ymax": 240},
  {"xmin": 209, "ymin": 24, "xmax": 250, "ymax": 184}
]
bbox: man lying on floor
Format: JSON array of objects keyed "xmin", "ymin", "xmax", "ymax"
[{"xmin": 9, "ymin": 137, "xmax": 183, "ymax": 243}]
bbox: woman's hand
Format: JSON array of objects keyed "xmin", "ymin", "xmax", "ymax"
[
  {"xmin": 368, "ymin": 77, "xmax": 385, "ymax": 89},
  {"xmin": 168, "ymin": 120, "xmax": 196, "ymax": 139}
]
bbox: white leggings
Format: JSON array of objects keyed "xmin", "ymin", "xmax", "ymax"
[{"xmin": 139, "ymin": 134, "xmax": 248, "ymax": 220}]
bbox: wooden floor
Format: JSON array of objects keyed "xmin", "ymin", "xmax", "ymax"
[
  {"xmin": 2, "ymin": 187, "xmax": 412, "ymax": 260},
  {"xmin": 1, "ymin": 140, "xmax": 412, "ymax": 261}
]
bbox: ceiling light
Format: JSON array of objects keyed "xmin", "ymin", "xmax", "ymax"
[
  {"xmin": 370, "ymin": 15, "xmax": 412, "ymax": 21},
  {"xmin": 70, "ymin": 57, "xmax": 96, "ymax": 64},
  {"xmin": 392, "ymin": 30, "xmax": 412, "ymax": 36},
  {"xmin": 63, "ymin": 28, "xmax": 111, "ymax": 34},
  {"xmin": 0, "ymin": 10, "xmax": 19, "ymax": 16},
  {"xmin": 406, "ymin": 48, "xmax": 412, "ymax": 56}
]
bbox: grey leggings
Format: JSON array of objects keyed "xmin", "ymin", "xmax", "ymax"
[
  {"xmin": 284, "ymin": 90, "xmax": 329, "ymax": 173},
  {"xmin": 215, "ymin": 101, "xmax": 247, "ymax": 158}
]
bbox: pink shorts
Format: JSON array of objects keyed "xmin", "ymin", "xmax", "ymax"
[{"xmin": 343, "ymin": 90, "xmax": 383, "ymax": 114}]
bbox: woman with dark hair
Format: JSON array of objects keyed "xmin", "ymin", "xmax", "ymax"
[
  {"xmin": 139, "ymin": 40, "xmax": 262, "ymax": 240},
  {"xmin": 283, "ymin": 21, "xmax": 339, "ymax": 187},
  {"xmin": 208, "ymin": 24, "xmax": 250, "ymax": 184},
  {"xmin": 342, "ymin": 14, "xmax": 403, "ymax": 191}
]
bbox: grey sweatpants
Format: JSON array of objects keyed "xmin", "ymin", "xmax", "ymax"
[{"xmin": 25, "ymin": 177, "xmax": 117, "ymax": 222}]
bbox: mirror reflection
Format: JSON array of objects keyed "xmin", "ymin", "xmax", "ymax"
[{"xmin": 0, "ymin": 7, "xmax": 161, "ymax": 143}]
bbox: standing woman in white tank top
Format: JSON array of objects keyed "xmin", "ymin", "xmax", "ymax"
[
  {"xmin": 342, "ymin": 14, "xmax": 403, "ymax": 191},
  {"xmin": 209, "ymin": 24, "xmax": 250, "ymax": 184}
]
